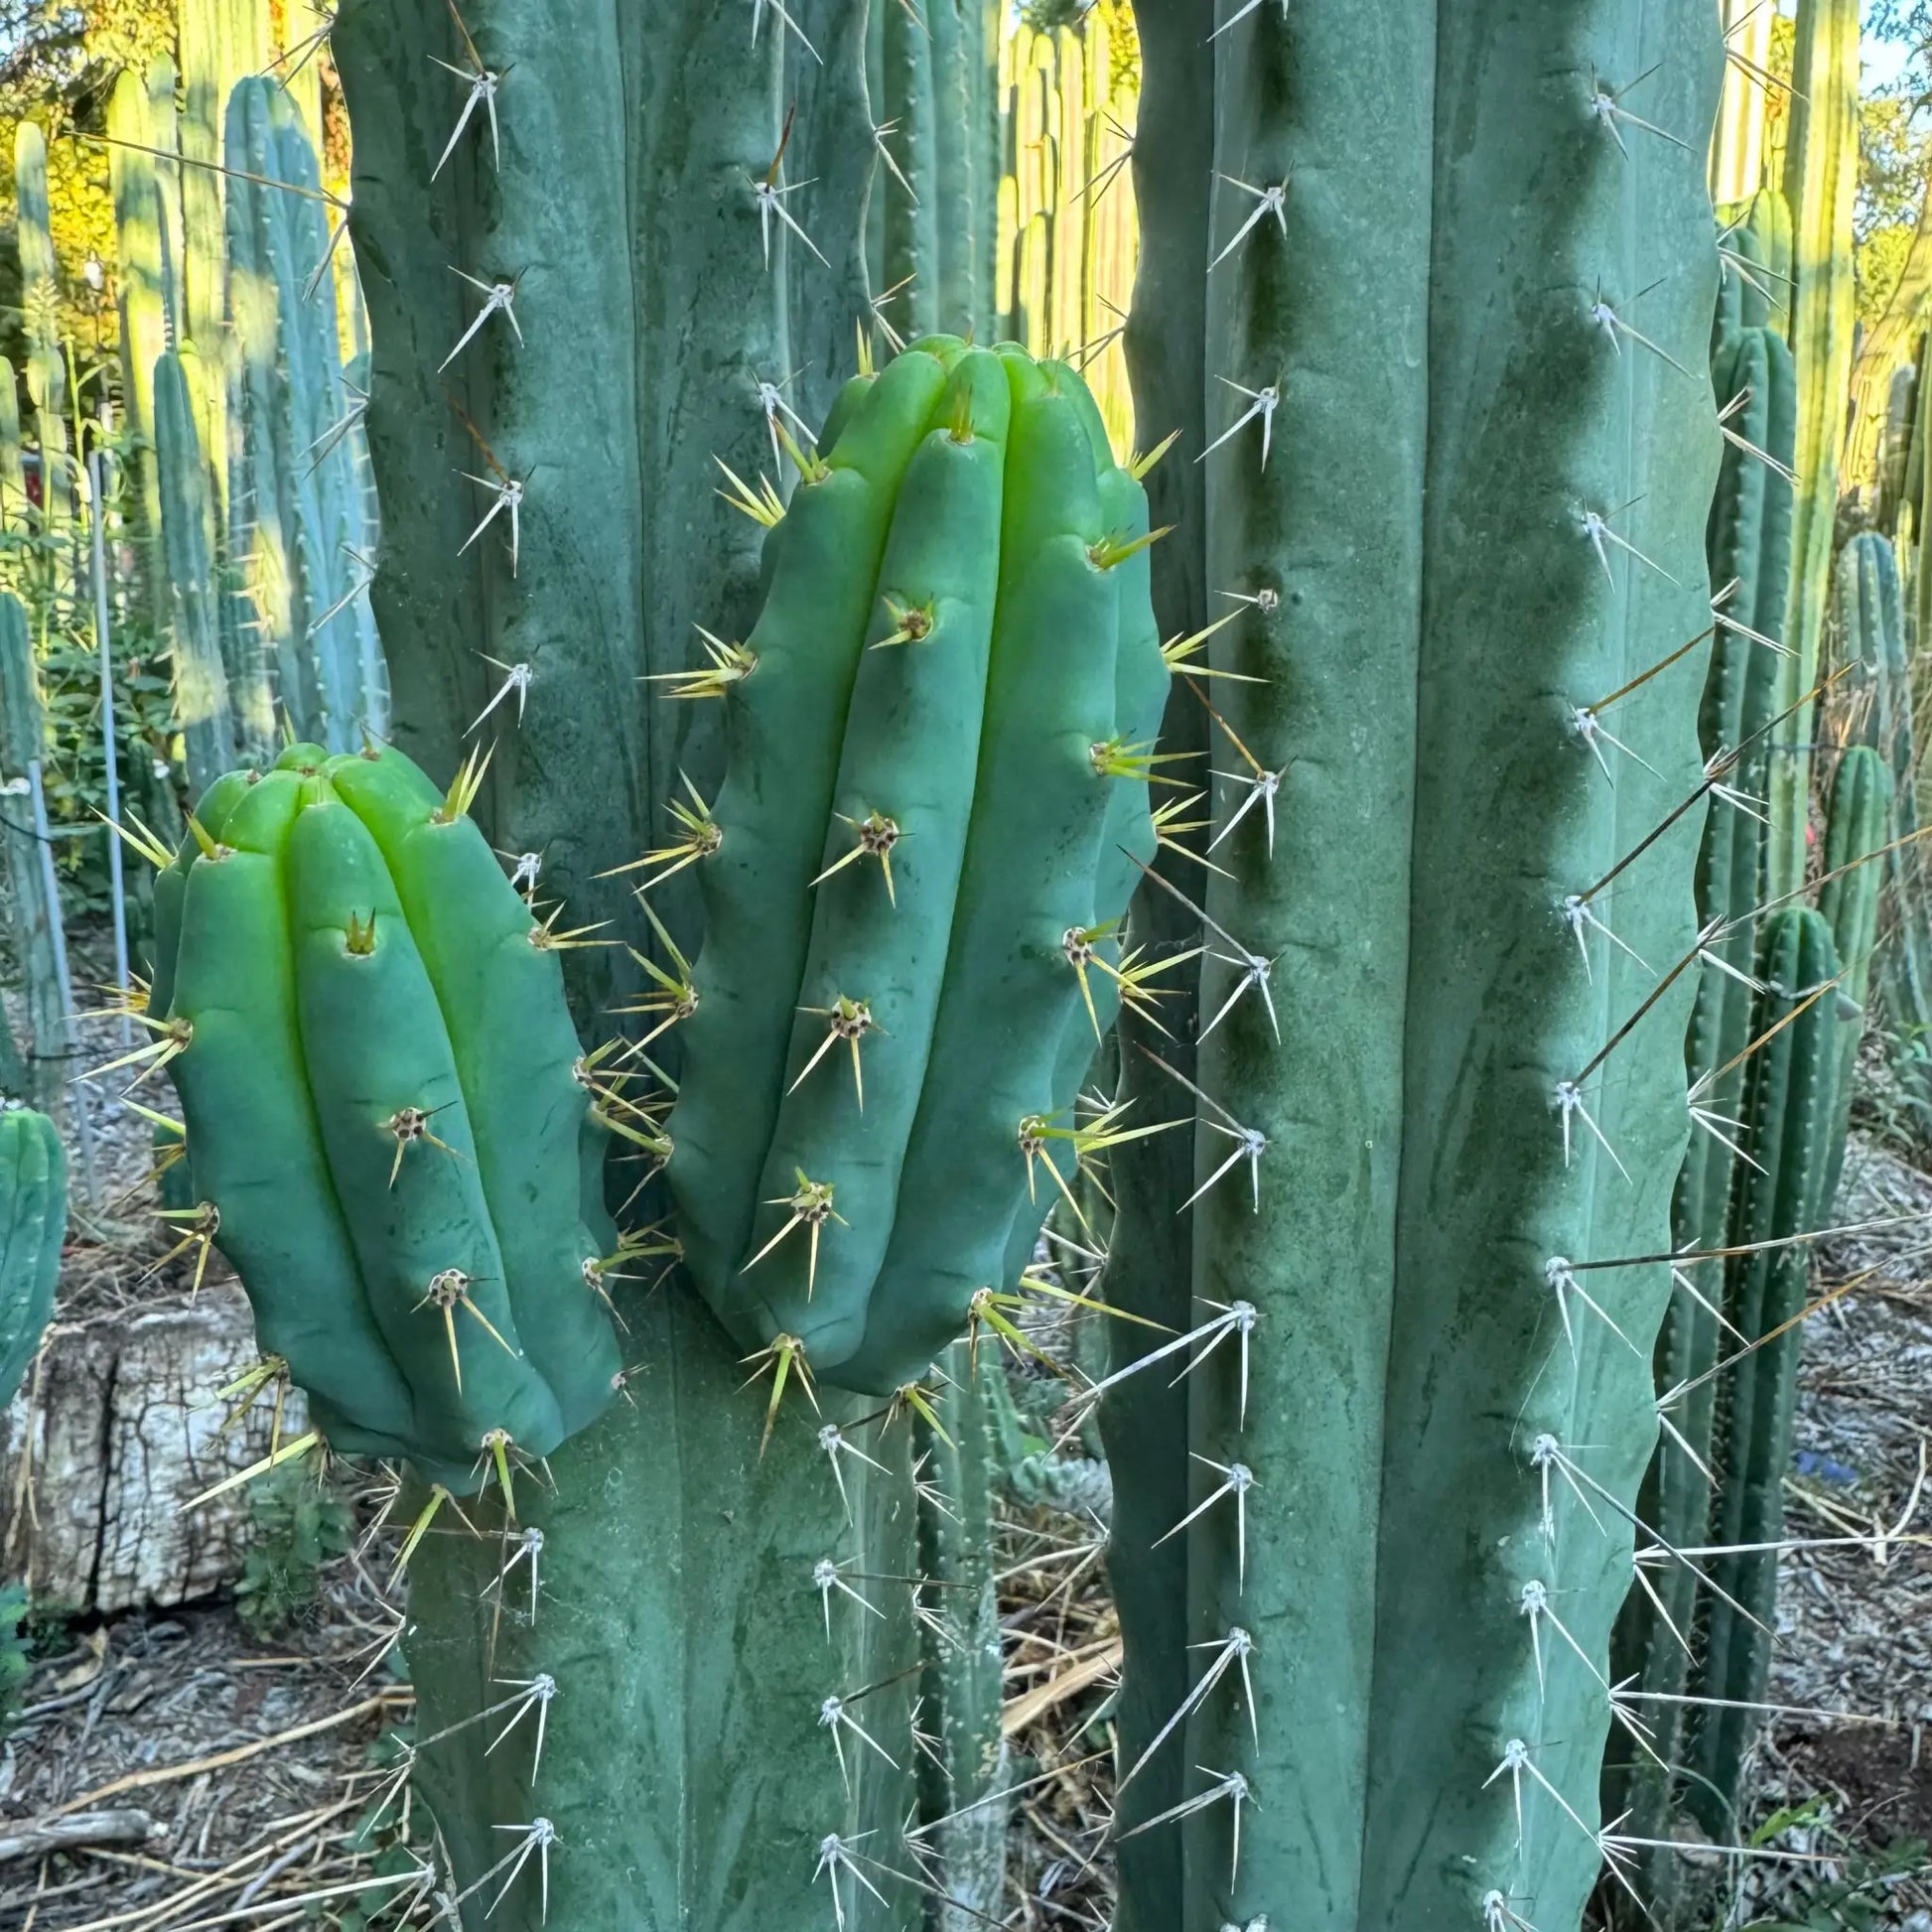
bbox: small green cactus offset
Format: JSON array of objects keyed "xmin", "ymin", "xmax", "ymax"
[
  {"xmin": 0, "ymin": 1108, "xmax": 64, "ymax": 1413},
  {"xmin": 153, "ymin": 742, "xmax": 621, "ymax": 1488},
  {"xmin": 665, "ymin": 336, "xmax": 1170, "ymax": 1397}
]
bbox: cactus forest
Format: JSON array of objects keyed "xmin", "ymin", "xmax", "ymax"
[{"xmin": 1, "ymin": 0, "xmax": 1930, "ymax": 1927}]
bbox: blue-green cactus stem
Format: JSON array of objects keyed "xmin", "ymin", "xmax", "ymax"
[
  {"xmin": 153, "ymin": 348, "xmax": 237, "ymax": 798},
  {"xmin": 1814, "ymin": 748, "xmax": 1888, "ymax": 1233},
  {"xmin": 0, "ymin": 593, "xmax": 69, "ymax": 1118},
  {"xmin": 1685, "ymin": 904, "xmax": 1842, "ymax": 1836},
  {"xmin": 1099, "ymin": 2, "xmax": 1215, "ymax": 1916},
  {"xmin": 1129, "ymin": 5, "xmax": 1724, "ymax": 1928},
  {"xmin": 0, "ymin": 1109, "xmax": 64, "ymax": 1412}
]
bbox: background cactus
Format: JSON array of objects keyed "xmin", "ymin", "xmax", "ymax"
[
  {"xmin": 0, "ymin": 593, "xmax": 70, "ymax": 1121},
  {"xmin": 1815, "ymin": 746, "xmax": 1890, "ymax": 1217},
  {"xmin": 0, "ymin": 1108, "xmax": 64, "ymax": 1414},
  {"xmin": 222, "ymin": 75, "xmax": 387, "ymax": 751},
  {"xmin": 1606, "ymin": 278, "xmax": 1797, "ymax": 1885},
  {"xmin": 153, "ymin": 346, "xmax": 241, "ymax": 797},
  {"xmin": 1765, "ymin": 0, "xmax": 1859, "ymax": 899},
  {"xmin": 1683, "ymin": 905, "xmax": 1843, "ymax": 1839}
]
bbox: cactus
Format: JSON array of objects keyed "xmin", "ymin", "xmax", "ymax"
[
  {"xmin": 222, "ymin": 76, "xmax": 389, "ymax": 750},
  {"xmin": 1683, "ymin": 906, "xmax": 1843, "ymax": 1836},
  {"xmin": 14, "ymin": 123, "xmax": 71, "ymax": 542},
  {"xmin": 1096, "ymin": 7, "xmax": 1719, "ymax": 1930},
  {"xmin": 1606, "ymin": 306, "xmax": 1796, "ymax": 1900},
  {"xmin": 663, "ymin": 339, "xmax": 1168, "ymax": 1392},
  {"xmin": 1765, "ymin": 0, "xmax": 1859, "ymax": 899},
  {"xmin": 153, "ymin": 348, "xmax": 239, "ymax": 797},
  {"xmin": 155, "ymin": 738, "xmax": 623, "ymax": 1483},
  {"xmin": 1837, "ymin": 532, "xmax": 1932, "ymax": 1066},
  {"xmin": 0, "ymin": 1108, "xmax": 64, "ymax": 1413},
  {"xmin": 0, "ymin": 595, "xmax": 68, "ymax": 1118},
  {"xmin": 324, "ymin": 4, "xmax": 933, "ymax": 1920},
  {"xmin": 0, "ymin": 358, "xmax": 24, "ymax": 535},
  {"xmin": 1814, "ymin": 746, "xmax": 1890, "ymax": 1216},
  {"xmin": 915, "ymin": 1342, "xmax": 1012, "ymax": 1931},
  {"xmin": 1099, "ymin": 6, "xmax": 1211, "ymax": 1917},
  {"xmin": 108, "ymin": 63, "xmax": 172, "ymax": 617},
  {"xmin": 881, "ymin": 0, "xmax": 941, "ymax": 343}
]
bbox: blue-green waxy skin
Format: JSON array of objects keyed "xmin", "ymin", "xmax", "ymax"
[
  {"xmin": 1102, "ymin": 5, "xmax": 1724, "ymax": 1929},
  {"xmin": 0, "ymin": 1108, "xmax": 65, "ymax": 1413},
  {"xmin": 1103, "ymin": 7, "xmax": 1216, "ymax": 1913},
  {"xmin": 1609, "ymin": 310, "xmax": 1796, "ymax": 1879},
  {"xmin": 161, "ymin": 744, "xmax": 620, "ymax": 1485},
  {"xmin": 1685, "ymin": 906, "xmax": 1840, "ymax": 1836}
]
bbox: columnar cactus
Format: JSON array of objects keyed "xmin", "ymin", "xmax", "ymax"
[
  {"xmin": 1607, "ymin": 288, "xmax": 1796, "ymax": 1872},
  {"xmin": 1683, "ymin": 905, "xmax": 1843, "ymax": 1835},
  {"xmin": 0, "ymin": 594, "xmax": 68, "ymax": 1118},
  {"xmin": 0, "ymin": 1108, "xmax": 64, "ymax": 1412},
  {"xmin": 107, "ymin": 64, "xmax": 172, "ymax": 612},
  {"xmin": 223, "ymin": 76, "xmax": 389, "ymax": 751},
  {"xmin": 1765, "ymin": 0, "xmax": 1859, "ymax": 898},
  {"xmin": 153, "ymin": 347, "xmax": 240, "ymax": 797},
  {"xmin": 1101, "ymin": 6, "xmax": 1720, "ymax": 1930},
  {"xmin": 325, "ymin": 3, "xmax": 940, "ymax": 1920},
  {"xmin": 14, "ymin": 122, "xmax": 70, "ymax": 540},
  {"xmin": 1815, "ymin": 746, "xmax": 1890, "ymax": 1216}
]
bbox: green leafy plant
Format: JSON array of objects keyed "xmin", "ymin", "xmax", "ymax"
[{"xmin": 235, "ymin": 1457, "xmax": 353, "ymax": 1641}]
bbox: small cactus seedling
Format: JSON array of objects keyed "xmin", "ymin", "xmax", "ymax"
[
  {"xmin": 0, "ymin": 1108, "xmax": 65, "ymax": 1412},
  {"xmin": 663, "ymin": 337, "xmax": 1172, "ymax": 1396},
  {"xmin": 151, "ymin": 741, "xmax": 621, "ymax": 1487}
]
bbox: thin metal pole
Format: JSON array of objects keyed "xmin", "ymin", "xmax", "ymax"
[
  {"xmin": 87, "ymin": 447, "xmax": 131, "ymax": 1043},
  {"xmin": 27, "ymin": 759, "xmax": 98, "ymax": 1206}
]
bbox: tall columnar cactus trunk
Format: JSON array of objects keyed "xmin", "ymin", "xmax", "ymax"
[
  {"xmin": 223, "ymin": 76, "xmax": 389, "ymax": 750},
  {"xmin": 0, "ymin": 597, "xmax": 68, "ymax": 1118},
  {"xmin": 14, "ymin": 123, "xmax": 71, "ymax": 542},
  {"xmin": 0, "ymin": 358, "xmax": 25, "ymax": 533},
  {"xmin": 1102, "ymin": 6, "xmax": 1212, "ymax": 1924},
  {"xmin": 914, "ymin": 1343, "xmax": 1011, "ymax": 1932},
  {"xmin": 881, "ymin": 0, "xmax": 941, "ymax": 344},
  {"xmin": 1684, "ymin": 906, "xmax": 1842, "ymax": 1837},
  {"xmin": 1607, "ymin": 300, "xmax": 1795, "ymax": 1871},
  {"xmin": 176, "ymin": 0, "xmax": 267, "ymax": 508},
  {"xmin": 0, "ymin": 1108, "xmax": 64, "ymax": 1414},
  {"xmin": 328, "ymin": 5, "xmax": 927, "ymax": 1923},
  {"xmin": 154, "ymin": 348, "xmax": 239, "ymax": 798},
  {"xmin": 108, "ymin": 65, "xmax": 171, "ymax": 621},
  {"xmin": 1814, "ymin": 746, "xmax": 1890, "ymax": 1216},
  {"xmin": 1839, "ymin": 533, "xmax": 1932, "ymax": 1059},
  {"xmin": 1104, "ymin": 6, "xmax": 1721, "ymax": 1928},
  {"xmin": 1765, "ymin": 0, "xmax": 1859, "ymax": 899}
]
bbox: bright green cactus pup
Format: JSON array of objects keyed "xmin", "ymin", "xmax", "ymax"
[
  {"xmin": 155, "ymin": 741, "xmax": 621, "ymax": 1489},
  {"xmin": 661, "ymin": 338, "xmax": 1171, "ymax": 1396},
  {"xmin": 0, "ymin": 1107, "xmax": 65, "ymax": 1411}
]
